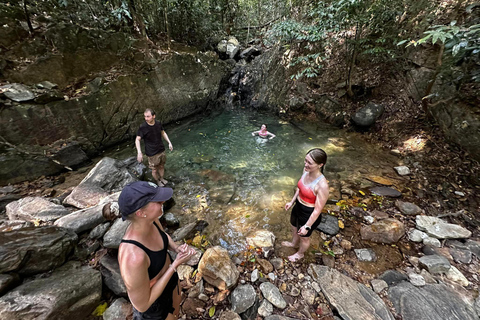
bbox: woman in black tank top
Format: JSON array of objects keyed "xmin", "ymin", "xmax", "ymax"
[{"xmin": 115, "ymin": 181, "xmax": 196, "ymax": 320}]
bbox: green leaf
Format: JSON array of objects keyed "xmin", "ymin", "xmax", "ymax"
[{"xmin": 209, "ymin": 306, "xmax": 216, "ymax": 317}]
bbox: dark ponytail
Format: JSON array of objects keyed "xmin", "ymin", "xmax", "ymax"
[
  {"xmin": 307, "ymin": 148, "xmax": 327, "ymax": 173},
  {"xmin": 102, "ymin": 202, "xmax": 121, "ymax": 221}
]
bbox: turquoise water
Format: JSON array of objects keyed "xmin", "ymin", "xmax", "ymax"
[{"xmin": 116, "ymin": 109, "xmax": 401, "ymax": 254}]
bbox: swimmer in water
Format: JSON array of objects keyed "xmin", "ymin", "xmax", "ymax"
[{"xmin": 251, "ymin": 124, "xmax": 276, "ymax": 140}]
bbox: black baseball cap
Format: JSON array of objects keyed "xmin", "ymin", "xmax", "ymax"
[{"xmin": 118, "ymin": 181, "xmax": 173, "ymax": 220}]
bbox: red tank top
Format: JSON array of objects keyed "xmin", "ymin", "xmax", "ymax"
[{"xmin": 298, "ymin": 172, "xmax": 324, "ymax": 204}]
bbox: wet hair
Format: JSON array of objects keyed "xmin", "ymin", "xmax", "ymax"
[
  {"xmin": 144, "ymin": 108, "xmax": 156, "ymax": 116},
  {"xmin": 307, "ymin": 148, "xmax": 327, "ymax": 173},
  {"xmin": 102, "ymin": 202, "xmax": 121, "ymax": 221}
]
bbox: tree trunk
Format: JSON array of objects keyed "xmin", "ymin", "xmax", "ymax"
[
  {"xmin": 421, "ymin": 44, "xmax": 444, "ymax": 119},
  {"xmin": 23, "ymin": 0, "xmax": 34, "ymax": 34},
  {"xmin": 163, "ymin": 0, "xmax": 171, "ymax": 50}
]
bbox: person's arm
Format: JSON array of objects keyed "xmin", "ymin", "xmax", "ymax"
[
  {"xmin": 268, "ymin": 132, "xmax": 276, "ymax": 140},
  {"xmin": 252, "ymin": 131, "xmax": 259, "ymax": 136},
  {"xmin": 285, "ymin": 187, "xmax": 299, "ymax": 210},
  {"xmin": 135, "ymin": 136, "xmax": 143, "ymax": 163},
  {"xmin": 120, "ymin": 245, "xmax": 193, "ymax": 312},
  {"xmin": 161, "ymin": 131, "xmax": 173, "ymax": 151},
  {"xmin": 298, "ymin": 181, "xmax": 329, "ymax": 235}
]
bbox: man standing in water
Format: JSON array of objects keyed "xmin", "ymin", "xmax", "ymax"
[{"xmin": 136, "ymin": 108, "xmax": 173, "ymax": 187}]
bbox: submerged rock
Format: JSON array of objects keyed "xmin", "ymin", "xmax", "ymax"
[{"xmin": 370, "ymin": 186, "xmax": 402, "ymax": 198}]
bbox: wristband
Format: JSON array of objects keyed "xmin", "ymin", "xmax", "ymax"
[
  {"xmin": 169, "ymin": 264, "xmax": 177, "ymax": 272},
  {"xmin": 304, "ymin": 225, "xmax": 311, "ymax": 231}
]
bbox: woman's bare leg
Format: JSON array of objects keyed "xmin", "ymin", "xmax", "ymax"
[
  {"xmin": 166, "ymin": 281, "xmax": 181, "ymax": 320},
  {"xmin": 288, "ymin": 236, "xmax": 310, "ymax": 262},
  {"xmin": 281, "ymin": 225, "xmax": 300, "ymax": 248}
]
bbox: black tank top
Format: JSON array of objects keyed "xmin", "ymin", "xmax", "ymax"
[{"xmin": 121, "ymin": 222, "xmax": 169, "ymax": 280}]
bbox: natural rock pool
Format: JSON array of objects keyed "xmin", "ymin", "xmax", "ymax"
[{"xmin": 109, "ymin": 109, "xmax": 404, "ymax": 256}]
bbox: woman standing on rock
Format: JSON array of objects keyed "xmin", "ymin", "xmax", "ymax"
[
  {"xmin": 283, "ymin": 148, "xmax": 329, "ymax": 262},
  {"xmin": 115, "ymin": 181, "xmax": 195, "ymax": 320}
]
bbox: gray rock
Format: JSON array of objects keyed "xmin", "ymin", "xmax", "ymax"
[
  {"xmin": 378, "ymin": 270, "xmax": 408, "ymax": 285},
  {"xmin": 416, "ymin": 216, "xmax": 472, "ymax": 239},
  {"xmin": 301, "ymin": 287, "xmax": 316, "ymax": 305},
  {"xmin": 465, "ymin": 239, "xmax": 480, "ymax": 257},
  {"xmin": 0, "ymin": 219, "xmax": 34, "ymax": 232},
  {"xmin": 308, "ymin": 265, "xmax": 394, "ymax": 320},
  {"xmin": 371, "ymin": 279, "xmax": 388, "ymax": 293},
  {"xmin": 395, "ymin": 201, "xmax": 422, "ymax": 215},
  {"xmin": 257, "ymin": 299, "xmax": 273, "ymax": 317},
  {"xmin": 171, "ymin": 220, "xmax": 209, "ymax": 242},
  {"xmin": 0, "ymin": 226, "xmax": 77, "ymax": 275},
  {"xmin": 408, "ymin": 229, "xmax": 429, "ymax": 242},
  {"xmin": 423, "ymin": 237, "xmax": 441, "ymax": 247},
  {"xmin": 446, "ymin": 266, "xmax": 469, "ymax": 286},
  {"xmin": 89, "ymin": 222, "xmax": 111, "ymax": 239},
  {"xmin": 0, "ymin": 273, "xmax": 20, "ymax": 296},
  {"xmin": 103, "ymin": 218, "xmax": 130, "ymax": 249},
  {"xmin": 317, "ymin": 214, "xmax": 340, "ymax": 235},
  {"xmin": 49, "ymin": 141, "xmax": 89, "ymax": 168},
  {"xmin": 63, "ymin": 157, "xmax": 138, "ymax": 209},
  {"xmin": 36, "ymin": 81, "xmax": 58, "ymax": 90},
  {"xmin": 251, "ymin": 269, "xmax": 259, "ymax": 283},
  {"xmin": 2, "ymin": 83, "xmax": 35, "ymax": 102},
  {"xmin": 187, "ymin": 279, "xmax": 204, "ymax": 298},
  {"xmin": 197, "ymin": 246, "xmax": 239, "ymax": 290},
  {"xmin": 0, "ymin": 261, "xmax": 102, "ymax": 320},
  {"xmin": 408, "ymin": 273, "xmax": 426, "ymax": 287},
  {"xmin": 162, "ymin": 212, "xmax": 179, "ymax": 228},
  {"xmin": 388, "ymin": 282, "xmax": 477, "ymax": 320},
  {"xmin": 54, "ymin": 204, "xmax": 106, "ymax": 234},
  {"xmin": 418, "ymin": 255, "xmax": 451, "ymax": 274},
  {"xmin": 351, "ymin": 102, "xmax": 385, "ymax": 127},
  {"xmin": 6, "ymin": 197, "xmax": 70, "ymax": 222},
  {"xmin": 259, "ymin": 282, "xmax": 287, "ymax": 309},
  {"xmin": 355, "ymin": 248, "xmax": 377, "ymax": 262},
  {"xmin": 420, "ymin": 269, "xmax": 437, "ymax": 284},
  {"xmin": 360, "ymin": 218, "xmax": 405, "ymax": 244},
  {"xmin": 370, "ymin": 186, "xmax": 402, "ymax": 197},
  {"xmin": 394, "ymin": 166, "xmax": 410, "ymax": 176},
  {"xmin": 270, "ymin": 258, "xmax": 284, "ymax": 270},
  {"xmin": 100, "ymin": 255, "xmax": 127, "ymax": 296},
  {"xmin": 219, "ymin": 310, "xmax": 242, "ymax": 320},
  {"xmin": 264, "ymin": 316, "xmax": 297, "ymax": 320},
  {"xmin": 103, "ymin": 298, "xmax": 132, "ymax": 320},
  {"xmin": 231, "ymin": 284, "xmax": 256, "ymax": 314}
]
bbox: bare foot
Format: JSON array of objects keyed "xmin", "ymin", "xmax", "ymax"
[
  {"xmin": 281, "ymin": 241, "xmax": 298, "ymax": 248},
  {"xmin": 288, "ymin": 252, "xmax": 304, "ymax": 262},
  {"xmin": 156, "ymin": 181, "xmax": 165, "ymax": 187},
  {"xmin": 160, "ymin": 178, "xmax": 168, "ymax": 185}
]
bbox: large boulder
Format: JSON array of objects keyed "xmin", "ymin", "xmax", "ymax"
[
  {"xmin": 0, "ymin": 261, "xmax": 102, "ymax": 320},
  {"xmin": 6, "ymin": 197, "xmax": 70, "ymax": 222},
  {"xmin": 103, "ymin": 218, "xmax": 130, "ymax": 249},
  {"xmin": 0, "ymin": 226, "xmax": 77, "ymax": 275},
  {"xmin": 100, "ymin": 255, "xmax": 127, "ymax": 296},
  {"xmin": 197, "ymin": 246, "xmax": 239, "ymax": 290},
  {"xmin": 416, "ymin": 216, "xmax": 472, "ymax": 239},
  {"xmin": 360, "ymin": 218, "xmax": 405, "ymax": 244},
  {"xmin": 63, "ymin": 157, "xmax": 138, "ymax": 209},
  {"xmin": 351, "ymin": 102, "xmax": 385, "ymax": 128}
]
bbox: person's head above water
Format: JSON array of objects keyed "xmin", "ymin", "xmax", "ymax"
[
  {"xmin": 118, "ymin": 181, "xmax": 173, "ymax": 221},
  {"xmin": 144, "ymin": 108, "xmax": 156, "ymax": 125},
  {"xmin": 306, "ymin": 148, "xmax": 327, "ymax": 173},
  {"xmin": 260, "ymin": 124, "xmax": 267, "ymax": 131}
]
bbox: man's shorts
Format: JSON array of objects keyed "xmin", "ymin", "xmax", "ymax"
[{"xmin": 147, "ymin": 151, "xmax": 166, "ymax": 169}]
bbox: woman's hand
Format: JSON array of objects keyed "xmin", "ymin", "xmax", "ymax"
[
  {"xmin": 175, "ymin": 243, "xmax": 189, "ymax": 254},
  {"xmin": 173, "ymin": 248, "xmax": 196, "ymax": 267},
  {"xmin": 297, "ymin": 226, "xmax": 308, "ymax": 236},
  {"xmin": 285, "ymin": 201, "xmax": 293, "ymax": 210}
]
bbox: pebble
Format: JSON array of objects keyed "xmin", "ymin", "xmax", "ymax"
[
  {"xmin": 408, "ymin": 273, "xmax": 426, "ymax": 286},
  {"xmin": 394, "ymin": 166, "xmax": 410, "ymax": 175},
  {"xmin": 251, "ymin": 269, "xmax": 259, "ymax": 283},
  {"xmin": 371, "ymin": 279, "xmax": 388, "ymax": 293},
  {"xmin": 354, "ymin": 248, "xmax": 377, "ymax": 262},
  {"xmin": 364, "ymin": 216, "xmax": 375, "ymax": 224}
]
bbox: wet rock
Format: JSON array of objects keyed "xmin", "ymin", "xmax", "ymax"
[
  {"xmin": 308, "ymin": 265, "xmax": 394, "ymax": 320},
  {"xmin": 317, "ymin": 214, "xmax": 339, "ymax": 235},
  {"xmin": 395, "ymin": 201, "xmax": 422, "ymax": 215},
  {"xmin": 371, "ymin": 279, "xmax": 388, "ymax": 293},
  {"xmin": 388, "ymin": 282, "xmax": 477, "ymax": 320},
  {"xmin": 408, "ymin": 273, "xmax": 426, "ymax": 287},
  {"xmin": 394, "ymin": 166, "xmax": 411, "ymax": 176},
  {"xmin": 423, "ymin": 237, "xmax": 441, "ymax": 247},
  {"xmin": 208, "ymin": 184, "xmax": 235, "ymax": 204},
  {"xmin": 100, "ymin": 254, "xmax": 127, "ymax": 296},
  {"xmin": 0, "ymin": 261, "xmax": 101, "ymax": 320},
  {"xmin": 408, "ymin": 229, "xmax": 428, "ymax": 242},
  {"xmin": 103, "ymin": 218, "xmax": 131, "ymax": 249},
  {"xmin": 418, "ymin": 255, "xmax": 451, "ymax": 274},
  {"xmin": 231, "ymin": 284, "xmax": 256, "ymax": 314},
  {"xmin": 198, "ymin": 246, "xmax": 240, "ymax": 290},
  {"xmin": 416, "ymin": 216, "xmax": 472, "ymax": 239},
  {"xmin": 355, "ymin": 248, "xmax": 377, "ymax": 262},
  {"xmin": 258, "ymin": 299, "xmax": 273, "ymax": 317},
  {"xmin": 0, "ymin": 273, "xmax": 20, "ymax": 296},
  {"xmin": 6, "ymin": 197, "xmax": 70, "ymax": 222},
  {"xmin": 446, "ymin": 266, "xmax": 469, "ymax": 286},
  {"xmin": 54, "ymin": 203, "xmax": 106, "ymax": 234},
  {"xmin": 259, "ymin": 282, "xmax": 287, "ymax": 309},
  {"xmin": 219, "ymin": 310, "xmax": 242, "ymax": 320},
  {"xmin": 246, "ymin": 229, "xmax": 275, "ymax": 248},
  {"xmin": 103, "ymin": 298, "xmax": 132, "ymax": 320},
  {"xmin": 270, "ymin": 258, "xmax": 284, "ymax": 270},
  {"xmin": 161, "ymin": 212, "xmax": 180, "ymax": 228},
  {"xmin": 2, "ymin": 83, "xmax": 35, "ymax": 102},
  {"xmin": 0, "ymin": 226, "xmax": 77, "ymax": 275},
  {"xmin": 351, "ymin": 102, "xmax": 385, "ymax": 127},
  {"xmin": 63, "ymin": 157, "xmax": 138, "ymax": 209},
  {"xmin": 370, "ymin": 186, "xmax": 402, "ymax": 198},
  {"xmin": 182, "ymin": 298, "xmax": 206, "ymax": 318},
  {"xmin": 360, "ymin": 218, "xmax": 405, "ymax": 244},
  {"xmin": 378, "ymin": 270, "xmax": 408, "ymax": 285},
  {"xmin": 88, "ymin": 222, "xmax": 111, "ymax": 239},
  {"xmin": 171, "ymin": 220, "xmax": 209, "ymax": 242}
]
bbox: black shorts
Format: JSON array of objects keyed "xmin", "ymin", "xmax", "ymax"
[
  {"xmin": 290, "ymin": 200, "xmax": 322, "ymax": 237},
  {"xmin": 133, "ymin": 272, "xmax": 179, "ymax": 320}
]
